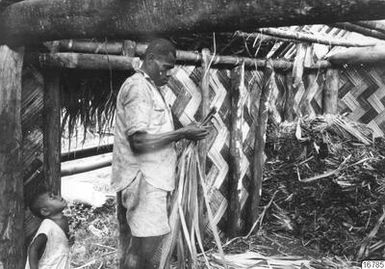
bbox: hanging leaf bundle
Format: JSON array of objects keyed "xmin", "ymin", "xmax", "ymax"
[{"xmin": 159, "ymin": 108, "xmax": 226, "ymax": 269}]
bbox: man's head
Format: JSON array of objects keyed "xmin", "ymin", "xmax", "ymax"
[
  {"xmin": 29, "ymin": 190, "xmax": 67, "ymax": 219},
  {"xmin": 142, "ymin": 38, "xmax": 176, "ymax": 87}
]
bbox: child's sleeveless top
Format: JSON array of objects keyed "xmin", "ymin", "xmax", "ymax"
[{"xmin": 25, "ymin": 218, "xmax": 70, "ymax": 269}]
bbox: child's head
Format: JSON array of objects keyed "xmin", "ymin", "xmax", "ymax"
[{"xmin": 29, "ymin": 190, "xmax": 67, "ymax": 219}]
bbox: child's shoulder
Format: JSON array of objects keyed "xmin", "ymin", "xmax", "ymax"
[{"xmin": 36, "ymin": 218, "xmax": 56, "ymax": 233}]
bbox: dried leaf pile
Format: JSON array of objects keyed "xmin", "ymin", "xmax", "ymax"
[{"xmin": 260, "ymin": 114, "xmax": 385, "ymax": 260}]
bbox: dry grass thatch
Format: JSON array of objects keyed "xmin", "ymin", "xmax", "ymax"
[{"xmin": 260, "ymin": 115, "xmax": 385, "ymax": 259}]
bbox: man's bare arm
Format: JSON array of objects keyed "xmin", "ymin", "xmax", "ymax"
[{"xmin": 129, "ymin": 125, "xmax": 209, "ymax": 153}]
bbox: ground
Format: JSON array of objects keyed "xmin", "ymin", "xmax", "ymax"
[{"xmin": 66, "ymin": 199, "xmax": 118, "ymax": 268}]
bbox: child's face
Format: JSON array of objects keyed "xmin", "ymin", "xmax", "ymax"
[{"xmin": 39, "ymin": 193, "xmax": 67, "ymax": 216}]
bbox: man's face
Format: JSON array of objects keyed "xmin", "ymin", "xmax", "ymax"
[{"xmin": 151, "ymin": 53, "xmax": 176, "ymax": 87}]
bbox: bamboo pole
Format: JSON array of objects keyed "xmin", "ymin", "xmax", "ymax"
[
  {"xmin": 201, "ymin": 48, "xmax": 211, "ymax": 119},
  {"xmin": 198, "ymin": 48, "xmax": 211, "ymax": 237},
  {"xmin": 228, "ymin": 63, "xmax": 245, "ymax": 237},
  {"xmin": 323, "ymin": 68, "xmax": 339, "ymax": 114},
  {"xmin": 327, "ymin": 45, "xmax": 385, "ymax": 65},
  {"xmin": 33, "ymin": 50, "xmax": 333, "ymax": 72},
  {"xmin": 0, "ymin": 45, "xmax": 25, "ymax": 269},
  {"xmin": 333, "ymin": 22, "xmax": 385, "ymax": 40},
  {"xmin": 34, "ymin": 53, "xmax": 141, "ymax": 70},
  {"xmin": 57, "ymin": 40, "xmax": 301, "ymax": 69},
  {"xmin": 57, "ymin": 39, "xmax": 146, "ymax": 55},
  {"xmin": 250, "ymin": 61, "xmax": 274, "ymax": 225},
  {"xmin": 353, "ymin": 20, "xmax": 385, "ymax": 34},
  {"xmin": 337, "ymin": 44, "xmax": 385, "ymax": 65},
  {"xmin": 237, "ymin": 28, "xmax": 382, "ymax": 47},
  {"xmin": 61, "ymin": 155, "xmax": 112, "ymax": 176},
  {"xmin": 61, "ymin": 144, "xmax": 113, "ymax": 162},
  {"xmin": 36, "ymin": 39, "xmax": 385, "ymax": 71},
  {"xmin": 43, "ymin": 69, "xmax": 61, "ymax": 194}
]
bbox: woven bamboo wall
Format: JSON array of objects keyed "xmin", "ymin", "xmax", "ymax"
[
  {"xmin": 338, "ymin": 66, "xmax": 385, "ymax": 138},
  {"xmin": 164, "ymin": 64, "xmax": 385, "ymax": 233}
]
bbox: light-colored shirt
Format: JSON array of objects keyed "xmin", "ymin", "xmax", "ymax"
[
  {"xmin": 111, "ymin": 70, "xmax": 177, "ymax": 192},
  {"xmin": 25, "ymin": 219, "xmax": 70, "ymax": 269}
]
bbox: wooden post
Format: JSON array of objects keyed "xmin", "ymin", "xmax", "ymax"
[
  {"xmin": 284, "ymin": 74, "xmax": 295, "ymax": 122},
  {"xmin": 0, "ymin": 45, "xmax": 25, "ymax": 269},
  {"xmin": 198, "ymin": 48, "xmax": 210, "ymax": 237},
  {"xmin": 227, "ymin": 63, "xmax": 245, "ymax": 237},
  {"xmin": 323, "ymin": 68, "xmax": 339, "ymax": 114},
  {"xmin": 250, "ymin": 61, "xmax": 274, "ymax": 225},
  {"xmin": 43, "ymin": 70, "xmax": 61, "ymax": 194}
]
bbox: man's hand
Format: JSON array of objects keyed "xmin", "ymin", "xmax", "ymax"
[
  {"xmin": 180, "ymin": 123, "xmax": 209, "ymax": 141},
  {"xmin": 128, "ymin": 123, "xmax": 210, "ymax": 153}
]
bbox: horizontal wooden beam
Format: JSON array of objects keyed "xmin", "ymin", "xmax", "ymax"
[
  {"xmin": 353, "ymin": 20, "xmax": 385, "ymax": 34},
  {"xmin": 31, "ymin": 51, "xmax": 333, "ymax": 70},
  {"xmin": 61, "ymin": 143, "xmax": 113, "ymax": 162},
  {"xmin": 2, "ymin": 0, "xmax": 385, "ymax": 46},
  {"xmin": 237, "ymin": 28, "xmax": 384, "ymax": 47},
  {"xmin": 327, "ymin": 45, "xmax": 385, "ymax": 65},
  {"xmin": 333, "ymin": 22, "xmax": 385, "ymax": 40},
  {"xmin": 61, "ymin": 154, "xmax": 112, "ymax": 176},
  {"xmin": 30, "ymin": 53, "xmax": 141, "ymax": 70},
  {"xmin": 53, "ymin": 40, "xmax": 334, "ymax": 70}
]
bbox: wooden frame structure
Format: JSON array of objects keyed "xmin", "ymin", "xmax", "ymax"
[{"xmin": 1, "ymin": 1, "xmax": 385, "ymax": 268}]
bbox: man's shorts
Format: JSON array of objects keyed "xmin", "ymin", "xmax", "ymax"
[{"xmin": 121, "ymin": 173, "xmax": 170, "ymax": 237}]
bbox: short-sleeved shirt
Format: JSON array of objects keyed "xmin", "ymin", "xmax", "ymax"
[
  {"xmin": 25, "ymin": 219, "xmax": 70, "ymax": 269},
  {"xmin": 111, "ymin": 70, "xmax": 177, "ymax": 192}
]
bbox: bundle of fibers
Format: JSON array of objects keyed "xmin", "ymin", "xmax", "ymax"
[{"xmin": 159, "ymin": 141, "xmax": 225, "ymax": 269}]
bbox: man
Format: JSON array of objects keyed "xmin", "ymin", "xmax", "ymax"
[{"xmin": 111, "ymin": 38, "xmax": 209, "ymax": 269}]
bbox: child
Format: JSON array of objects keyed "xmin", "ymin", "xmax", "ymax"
[{"xmin": 25, "ymin": 190, "xmax": 73, "ymax": 269}]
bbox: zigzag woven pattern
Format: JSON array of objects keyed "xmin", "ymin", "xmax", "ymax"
[
  {"xmin": 338, "ymin": 66, "xmax": 385, "ymax": 138},
  {"xmin": 165, "ymin": 66, "xmax": 268, "ymax": 231}
]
